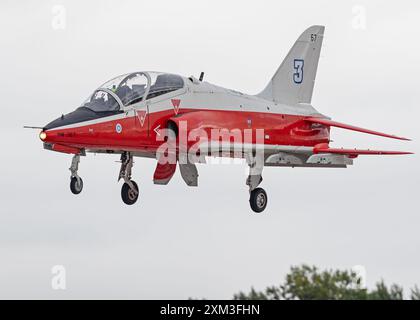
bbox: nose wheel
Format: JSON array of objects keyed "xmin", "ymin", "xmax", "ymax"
[
  {"xmin": 121, "ymin": 180, "xmax": 139, "ymax": 205},
  {"xmin": 69, "ymin": 154, "xmax": 83, "ymax": 195}
]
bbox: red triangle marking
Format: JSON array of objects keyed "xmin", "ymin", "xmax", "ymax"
[
  {"xmin": 171, "ymin": 99, "xmax": 181, "ymax": 115},
  {"xmin": 136, "ymin": 110, "xmax": 147, "ymax": 127}
]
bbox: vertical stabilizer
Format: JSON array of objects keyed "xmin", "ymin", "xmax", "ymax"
[{"xmin": 258, "ymin": 25, "xmax": 325, "ymax": 105}]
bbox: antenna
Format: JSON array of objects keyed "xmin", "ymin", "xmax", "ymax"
[{"xmin": 199, "ymin": 72, "xmax": 204, "ymax": 82}]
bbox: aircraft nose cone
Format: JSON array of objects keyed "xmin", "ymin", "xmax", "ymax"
[
  {"xmin": 39, "ymin": 131, "xmax": 47, "ymax": 141},
  {"xmin": 39, "ymin": 127, "xmax": 58, "ymax": 144}
]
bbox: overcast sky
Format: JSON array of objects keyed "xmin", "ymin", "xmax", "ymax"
[{"xmin": 0, "ymin": 0, "xmax": 419, "ymax": 299}]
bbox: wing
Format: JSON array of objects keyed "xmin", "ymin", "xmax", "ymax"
[{"xmin": 306, "ymin": 117, "xmax": 411, "ymax": 141}]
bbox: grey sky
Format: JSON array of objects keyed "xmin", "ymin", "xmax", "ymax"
[{"xmin": 0, "ymin": 0, "xmax": 419, "ymax": 299}]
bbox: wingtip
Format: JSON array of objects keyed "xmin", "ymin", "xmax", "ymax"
[
  {"xmin": 385, "ymin": 151, "xmax": 414, "ymax": 155},
  {"xmin": 395, "ymin": 136, "xmax": 411, "ymax": 141}
]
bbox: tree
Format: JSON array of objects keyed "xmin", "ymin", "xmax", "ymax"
[
  {"xmin": 233, "ymin": 264, "xmax": 417, "ymax": 300},
  {"xmin": 410, "ymin": 285, "xmax": 420, "ymax": 300},
  {"xmin": 367, "ymin": 280, "xmax": 403, "ymax": 300}
]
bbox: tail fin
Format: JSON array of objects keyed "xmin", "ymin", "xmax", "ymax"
[{"xmin": 258, "ymin": 25, "xmax": 325, "ymax": 105}]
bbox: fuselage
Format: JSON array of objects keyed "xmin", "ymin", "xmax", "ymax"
[{"xmin": 41, "ymin": 71, "xmax": 330, "ymax": 157}]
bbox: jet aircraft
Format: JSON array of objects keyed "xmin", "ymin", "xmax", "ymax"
[{"xmin": 29, "ymin": 25, "xmax": 411, "ymax": 212}]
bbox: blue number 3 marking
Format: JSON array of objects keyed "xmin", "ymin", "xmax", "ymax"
[{"xmin": 293, "ymin": 59, "xmax": 304, "ymax": 84}]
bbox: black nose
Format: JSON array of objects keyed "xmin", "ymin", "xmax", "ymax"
[{"xmin": 44, "ymin": 108, "xmax": 101, "ymax": 130}]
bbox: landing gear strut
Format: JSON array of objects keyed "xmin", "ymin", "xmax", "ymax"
[
  {"xmin": 246, "ymin": 153, "xmax": 267, "ymax": 213},
  {"xmin": 118, "ymin": 152, "xmax": 139, "ymax": 205},
  {"xmin": 69, "ymin": 154, "xmax": 83, "ymax": 194}
]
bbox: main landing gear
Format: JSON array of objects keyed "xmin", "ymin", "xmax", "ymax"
[
  {"xmin": 246, "ymin": 155, "xmax": 268, "ymax": 213},
  {"xmin": 249, "ymin": 188, "xmax": 267, "ymax": 213},
  {"xmin": 69, "ymin": 154, "xmax": 83, "ymax": 195},
  {"xmin": 118, "ymin": 152, "xmax": 139, "ymax": 205}
]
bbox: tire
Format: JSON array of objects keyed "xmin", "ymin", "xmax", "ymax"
[
  {"xmin": 121, "ymin": 181, "xmax": 139, "ymax": 205},
  {"xmin": 70, "ymin": 177, "xmax": 83, "ymax": 195},
  {"xmin": 249, "ymin": 187, "xmax": 267, "ymax": 213}
]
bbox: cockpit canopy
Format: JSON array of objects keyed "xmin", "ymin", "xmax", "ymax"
[{"xmin": 80, "ymin": 72, "xmax": 184, "ymax": 112}]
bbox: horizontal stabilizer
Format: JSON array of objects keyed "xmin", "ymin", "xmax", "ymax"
[
  {"xmin": 313, "ymin": 145, "xmax": 413, "ymax": 156},
  {"xmin": 306, "ymin": 117, "xmax": 410, "ymax": 141}
]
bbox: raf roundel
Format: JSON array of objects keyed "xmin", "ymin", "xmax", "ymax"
[{"xmin": 115, "ymin": 123, "xmax": 122, "ymax": 133}]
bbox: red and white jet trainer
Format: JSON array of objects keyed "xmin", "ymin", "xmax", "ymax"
[{"xmin": 31, "ymin": 25, "xmax": 411, "ymax": 213}]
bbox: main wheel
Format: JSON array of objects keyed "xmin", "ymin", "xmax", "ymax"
[
  {"xmin": 121, "ymin": 180, "xmax": 139, "ymax": 205},
  {"xmin": 70, "ymin": 177, "xmax": 83, "ymax": 195},
  {"xmin": 249, "ymin": 187, "xmax": 267, "ymax": 213}
]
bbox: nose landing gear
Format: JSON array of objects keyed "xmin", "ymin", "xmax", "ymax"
[
  {"xmin": 69, "ymin": 154, "xmax": 83, "ymax": 195},
  {"xmin": 118, "ymin": 152, "xmax": 139, "ymax": 205}
]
